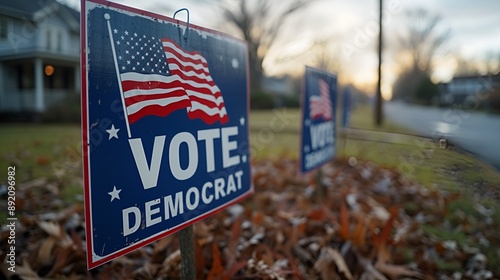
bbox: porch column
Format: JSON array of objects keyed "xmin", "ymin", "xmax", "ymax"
[{"xmin": 34, "ymin": 58, "xmax": 45, "ymax": 112}]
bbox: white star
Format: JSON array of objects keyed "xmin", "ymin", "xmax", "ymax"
[
  {"xmin": 239, "ymin": 117, "xmax": 245, "ymax": 126},
  {"xmin": 241, "ymin": 155, "xmax": 247, "ymax": 163},
  {"xmin": 108, "ymin": 186, "xmax": 122, "ymax": 202},
  {"xmin": 113, "ymin": 29, "xmax": 118, "ymax": 34},
  {"xmin": 125, "ymin": 31, "xmax": 129, "ymax": 35},
  {"xmin": 134, "ymin": 32, "xmax": 138, "ymax": 37},
  {"xmin": 106, "ymin": 124, "xmax": 120, "ymax": 140},
  {"xmin": 231, "ymin": 58, "xmax": 239, "ymax": 69}
]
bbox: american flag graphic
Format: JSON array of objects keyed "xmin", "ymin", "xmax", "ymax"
[
  {"xmin": 112, "ymin": 29, "xmax": 229, "ymax": 125},
  {"xmin": 309, "ymin": 79, "xmax": 333, "ymax": 120}
]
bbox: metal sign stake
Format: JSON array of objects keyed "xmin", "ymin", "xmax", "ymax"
[{"xmin": 179, "ymin": 225, "xmax": 196, "ymax": 280}]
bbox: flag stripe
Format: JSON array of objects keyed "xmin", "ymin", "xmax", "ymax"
[
  {"xmin": 127, "ymin": 95, "xmax": 191, "ymax": 115},
  {"xmin": 121, "ymin": 73, "xmax": 221, "ymax": 97},
  {"xmin": 123, "ymin": 87, "xmax": 185, "ymax": 99},
  {"xmin": 124, "ymin": 90, "xmax": 188, "ymax": 107},
  {"xmin": 168, "ymin": 63, "xmax": 213, "ymax": 83},
  {"xmin": 189, "ymin": 101, "xmax": 228, "ymax": 117},
  {"xmin": 128, "ymin": 101, "xmax": 192, "ymax": 124},
  {"xmin": 165, "ymin": 53, "xmax": 210, "ymax": 76},
  {"xmin": 186, "ymin": 90, "xmax": 224, "ymax": 106},
  {"xmin": 188, "ymin": 108, "xmax": 229, "ymax": 125},
  {"xmin": 162, "ymin": 40, "xmax": 209, "ymax": 68},
  {"xmin": 188, "ymin": 95, "xmax": 226, "ymax": 110}
]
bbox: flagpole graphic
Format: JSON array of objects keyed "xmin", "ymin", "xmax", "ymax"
[{"xmin": 105, "ymin": 13, "xmax": 132, "ymax": 138}]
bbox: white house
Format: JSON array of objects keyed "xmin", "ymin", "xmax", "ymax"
[
  {"xmin": 0, "ymin": 0, "xmax": 79, "ymax": 116},
  {"xmin": 440, "ymin": 74, "xmax": 500, "ymax": 105}
]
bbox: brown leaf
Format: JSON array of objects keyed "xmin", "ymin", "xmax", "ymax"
[
  {"xmin": 227, "ymin": 215, "xmax": 243, "ymax": 269},
  {"xmin": 307, "ymin": 207, "xmax": 326, "ymax": 221},
  {"xmin": 47, "ymin": 245, "xmax": 73, "ymax": 277},
  {"xmin": 224, "ymin": 260, "xmax": 248, "ymax": 278},
  {"xmin": 373, "ymin": 206, "xmax": 398, "ymax": 246},
  {"xmin": 339, "ymin": 198, "xmax": 350, "ymax": 240},
  {"xmin": 36, "ymin": 237, "xmax": 56, "ymax": 266},
  {"xmin": 195, "ymin": 239, "xmax": 206, "ymax": 280},
  {"xmin": 37, "ymin": 156, "xmax": 51, "ymax": 165},
  {"xmin": 251, "ymin": 211, "xmax": 264, "ymax": 225},
  {"xmin": 207, "ymin": 241, "xmax": 226, "ymax": 280},
  {"xmin": 375, "ymin": 261, "xmax": 424, "ymax": 280},
  {"xmin": 351, "ymin": 216, "xmax": 367, "ymax": 247},
  {"xmin": 314, "ymin": 248, "xmax": 353, "ymax": 280},
  {"xmin": 12, "ymin": 262, "xmax": 40, "ymax": 280},
  {"xmin": 38, "ymin": 221, "xmax": 62, "ymax": 238}
]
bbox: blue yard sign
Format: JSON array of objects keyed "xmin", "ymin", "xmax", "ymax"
[
  {"xmin": 300, "ymin": 66, "xmax": 337, "ymax": 173},
  {"xmin": 81, "ymin": 0, "xmax": 252, "ymax": 269}
]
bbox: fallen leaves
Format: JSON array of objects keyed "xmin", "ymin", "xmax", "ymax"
[{"xmin": 1, "ymin": 156, "xmax": 499, "ymax": 279}]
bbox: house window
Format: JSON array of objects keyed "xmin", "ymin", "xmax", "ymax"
[
  {"xmin": 0, "ymin": 17, "xmax": 8, "ymax": 40},
  {"xmin": 17, "ymin": 63, "xmax": 35, "ymax": 89}
]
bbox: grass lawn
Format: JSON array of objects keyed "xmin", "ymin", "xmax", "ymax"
[{"xmin": 0, "ymin": 124, "xmax": 82, "ymax": 182}]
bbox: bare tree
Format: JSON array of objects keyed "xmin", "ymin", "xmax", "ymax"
[
  {"xmin": 392, "ymin": 8, "xmax": 450, "ymax": 103},
  {"xmin": 313, "ymin": 40, "xmax": 342, "ymax": 74},
  {"xmin": 217, "ymin": 0, "xmax": 311, "ymax": 91},
  {"xmin": 454, "ymin": 56, "xmax": 482, "ymax": 77},
  {"xmin": 399, "ymin": 8, "xmax": 450, "ymax": 73}
]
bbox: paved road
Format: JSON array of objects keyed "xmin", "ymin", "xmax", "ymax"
[{"xmin": 384, "ymin": 102, "xmax": 500, "ymax": 171}]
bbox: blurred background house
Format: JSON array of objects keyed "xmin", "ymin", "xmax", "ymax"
[
  {"xmin": 0, "ymin": 0, "xmax": 80, "ymax": 121},
  {"xmin": 438, "ymin": 74, "xmax": 500, "ymax": 110}
]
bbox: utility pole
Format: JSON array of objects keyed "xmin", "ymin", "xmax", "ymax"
[{"xmin": 375, "ymin": 0, "xmax": 383, "ymax": 126}]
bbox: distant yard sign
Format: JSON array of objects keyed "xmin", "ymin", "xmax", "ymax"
[
  {"xmin": 81, "ymin": 0, "xmax": 251, "ymax": 269},
  {"xmin": 300, "ymin": 66, "xmax": 337, "ymax": 173}
]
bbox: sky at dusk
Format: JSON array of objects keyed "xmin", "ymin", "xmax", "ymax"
[{"xmin": 70, "ymin": 0, "xmax": 500, "ymax": 98}]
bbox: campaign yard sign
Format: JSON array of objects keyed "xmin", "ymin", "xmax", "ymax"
[
  {"xmin": 300, "ymin": 66, "xmax": 337, "ymax": 173},
  {"xmin": 81, "ymin": 0, "xmax": 252, "ymax": 269}
]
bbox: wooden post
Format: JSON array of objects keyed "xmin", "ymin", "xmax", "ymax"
[
  {"xmin": 375, "ymin": 0, "xmax": 383, "ymax": 126},
  {"xmin": 179, "ymin": 225, "xmax": 196, "ymax": 280},
  {"xmin": 316, "ymin": 169, "xmax": 326, "ymax": 203}
]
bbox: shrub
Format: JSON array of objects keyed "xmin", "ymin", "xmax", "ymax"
[
  {"xmin": 41, "ymin": 92, "xmax": 81, "ymax": 123},
  {"xmin": 250, "ymin": 91, "xmax": 275, "ymax": 110}
]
